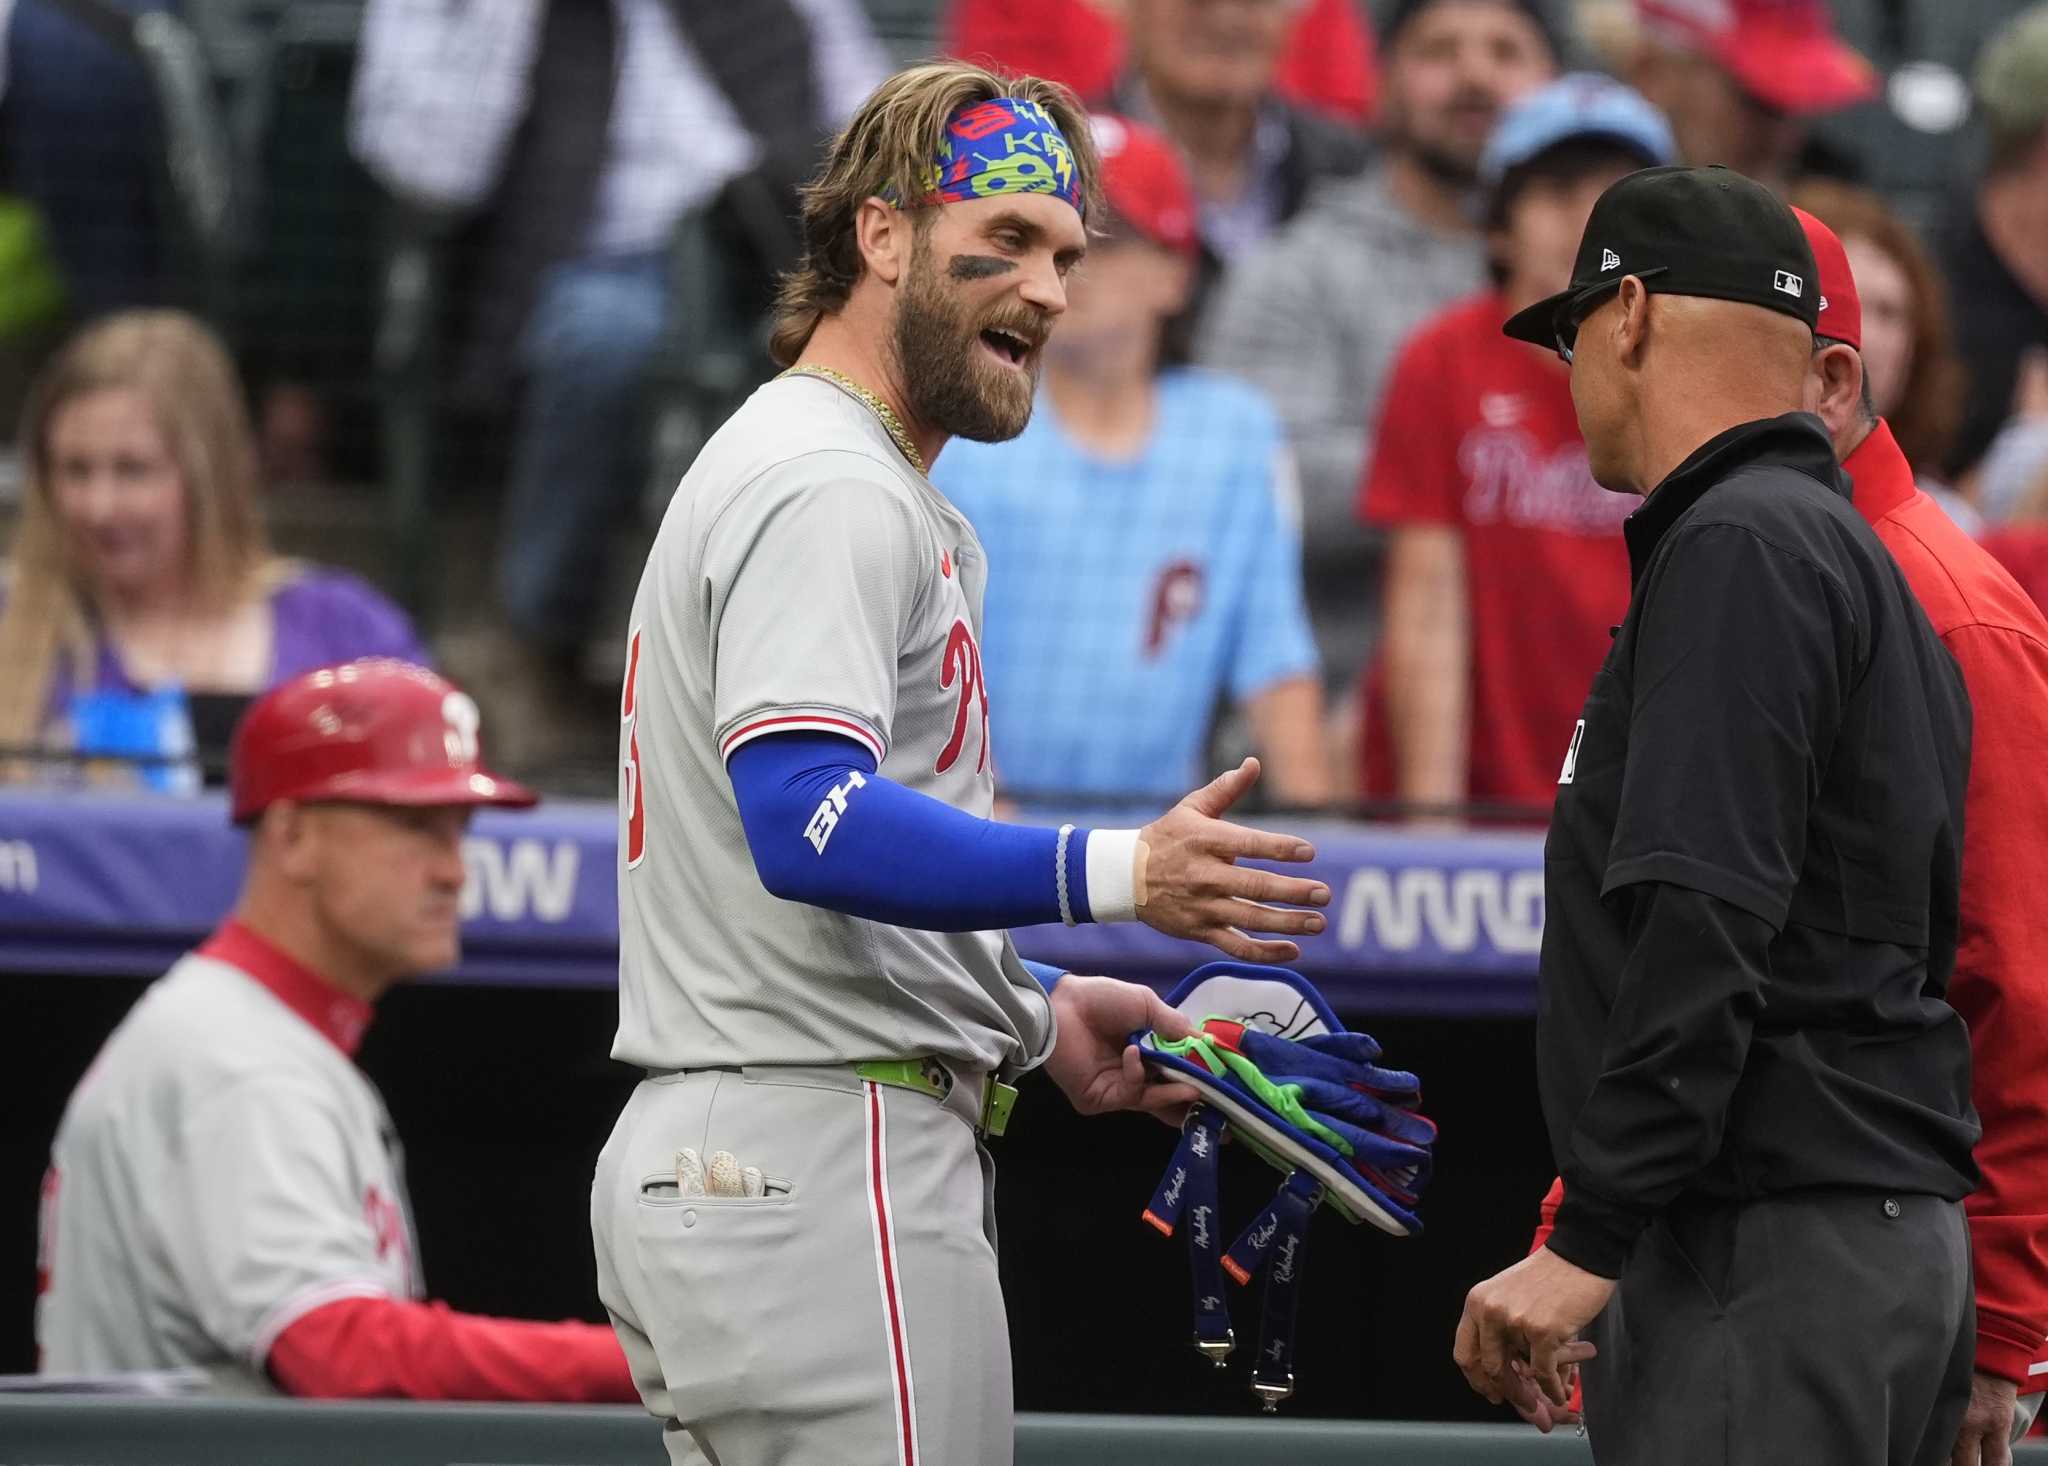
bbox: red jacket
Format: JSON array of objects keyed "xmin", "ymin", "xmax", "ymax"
[
  {"xmin": 1533, "ymin": 421, "xmax": 2048, "ymax": 1389},
  {"xmin": 1983, "ymin": 526, "xmax": 2048, "ymax": 619}
]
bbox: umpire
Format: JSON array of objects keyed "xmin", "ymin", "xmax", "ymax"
[{"xmin": 1453, "ymin": 166, "xmax": 1981, "ymax": 1465}]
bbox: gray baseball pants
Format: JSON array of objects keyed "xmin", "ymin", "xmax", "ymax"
[{"xmin": 593, "ymin": 1065, "xmax": 1008, "ymax": 1465}]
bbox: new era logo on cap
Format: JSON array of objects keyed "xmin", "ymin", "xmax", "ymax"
[
  {"xmin": 1773, "ymin": 269, "xmax": 1804, "ymax": 298},
  {"xmin": 1600, "ymin": 248, "xmax": 1621, "ymax": 272}
]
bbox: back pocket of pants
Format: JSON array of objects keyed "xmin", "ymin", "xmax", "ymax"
[{"xmin": 638, "ymin": 1172, "xmax": 796, "ymax": 1207}]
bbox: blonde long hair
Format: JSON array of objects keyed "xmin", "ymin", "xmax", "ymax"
[
  {"xmin": 769, "ymin": 60, "xmax": 1104, "ymax": 367},
  {"xmin": 0, "ymin": 311, "xmax": 272, "ymax": 744}
]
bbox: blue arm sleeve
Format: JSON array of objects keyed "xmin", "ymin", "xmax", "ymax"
[{"xmin": 727, "ymin": 732, "xmax": 1093, "ymax": 932}]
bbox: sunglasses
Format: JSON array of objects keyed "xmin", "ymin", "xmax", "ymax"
[{"xmin": 1551, "ymin": 267, "xmax": 1668, "ymax": 364}]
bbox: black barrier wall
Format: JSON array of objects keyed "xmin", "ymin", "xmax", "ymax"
[{"xmin": 4, "ymin": 977, "xmax": 1553, "ymax": 1422}]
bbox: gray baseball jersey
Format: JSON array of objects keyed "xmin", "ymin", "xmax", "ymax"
[
  {"xmin": 37, "ymin": 931, "xmax": 423, "ymax": 1391},
  {"xmin": 612, "ymin": 372, "xmax": 1055, "ymax": 1076}
]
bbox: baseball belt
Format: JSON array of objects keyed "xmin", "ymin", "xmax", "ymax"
[{"xmin": 856, "ymin": 1057, "xmax": 1018, "ymax": 1139}]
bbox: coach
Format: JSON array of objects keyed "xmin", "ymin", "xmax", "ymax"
[
  {"xmin": 1453, "ymin": 166, "xmax": 1981, "ymax": 1465},
  {"xmin": 1800, "ymin": 204, "xmax": 2048, "ymax": 1462}
]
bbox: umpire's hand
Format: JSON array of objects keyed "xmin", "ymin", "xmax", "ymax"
[
  {"xmin": 1138, "ymin": 758, "xmax": 1330, "ymax": 963},
  {"xmin": 1455, "ymin": 1247, "xmax": 1612, "ymax": 1411}
]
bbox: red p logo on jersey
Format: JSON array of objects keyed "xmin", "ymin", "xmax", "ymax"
[
  {"xmin": 622, "ymin": 628, "xmax": 647, "ymax": 868},
  {"xmin": 1144, "ymin": 560, "xmax": 1205, "ymax": 657},
  {"xmin": 937, "ymin": 620, "xmax": 990, "ymax": 776}
]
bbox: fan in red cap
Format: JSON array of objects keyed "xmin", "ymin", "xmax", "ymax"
[
  {"xmin": 1796, "ymin": 201, "xmax": 2048, "ymax": 1459},
  {"xmin": 1085, "ymin": 113, "xmax": 1199, "ymax": 258},
  {"xmin": 36, "ymin": 657, "xmax": 634, "ymax": 1406},
  {"xmin": 1633, "ymin": 0, "xmax": 1875, "ymax": 189},
  {"xmin": 231, "ymin": 657, "xmax": 535, "ymax": 823}
]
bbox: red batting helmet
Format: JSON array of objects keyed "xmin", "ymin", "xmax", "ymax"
[{"xmin": 229, "ymin": 659, "xmax": 537, "ymax": 824}]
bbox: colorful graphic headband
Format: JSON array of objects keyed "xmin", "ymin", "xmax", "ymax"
[{"xmin": 898, "ymin": 97, "xmax": 1084, "ymax": 216}]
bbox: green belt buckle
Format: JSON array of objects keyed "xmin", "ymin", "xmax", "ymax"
[
  {"xmin": 855, "ymin": 1060, "xmax": 1017, "ymax": 1138},
  {"xmin": 854, "ymin": 1058, "xmax": 947, "ymax": 1100},
  {"xmin": 980, "ymin": 1079, "xmax": 1018, "ymax": 1138}
]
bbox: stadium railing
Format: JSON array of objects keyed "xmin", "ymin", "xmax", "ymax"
[{"xmin": 7, "ymin": 1397, "xmax": 2045, "ymax": 1465}]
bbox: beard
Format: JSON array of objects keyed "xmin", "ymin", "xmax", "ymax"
[
  {"xmin": 1411, "ymin": 137, "xmax": 1484, "ymax": 186},
  {"xmin": 1390, "ymin": 92, "xmax": 1497, "ymax": 187},
  {"xmin": 890, "ymin": 237, "xmax": 1046, "ymax": 444}
]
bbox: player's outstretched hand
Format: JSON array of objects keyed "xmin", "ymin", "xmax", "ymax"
[
  {"xmin": 1044, "ymin": 974, "xmax": 1200, "ymax": 1123},
  {"xmin": 1138, "ymin": 757, "xmax": 1330, "ymax": 963}
]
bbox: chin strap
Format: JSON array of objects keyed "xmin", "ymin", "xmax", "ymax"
[
  {"xmin": 1142, "ymin": 1104, "xmax": 1326, "ymax": 1410},
  {"xmin": 1226, "ymin": 1168, "xmax": 1323, "ymax": 1411},
  {"xmin": 1143, "ymin": 1105, "xmax": 1233, "ymax": 1364}
]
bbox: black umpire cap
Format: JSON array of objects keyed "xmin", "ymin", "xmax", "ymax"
[{"xmin": 1501, "ymin": 165, "xmax": 1821, "ymax": 355}]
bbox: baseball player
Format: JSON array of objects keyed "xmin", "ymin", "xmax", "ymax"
[
  {"xmin": 37, "ymin": 659, "xmax": 637, "ymax": 1402},
  {"xmin": 591, "ymin": 62, "xmax": 1332, "ymax": 1466}
]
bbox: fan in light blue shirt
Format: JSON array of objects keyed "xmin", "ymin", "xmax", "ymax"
[
  {"xmin": 934, "ymin": 366, "xmax": 1325, "ymax": 804},
  {"xmin": 932, "ymin": 115, "xmax": 1329, "ymax": 808}
]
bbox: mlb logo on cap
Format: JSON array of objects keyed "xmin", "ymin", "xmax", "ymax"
[{"xmin": 1773, "ymin": 269, "xmax": 1804, "ymax": 298}]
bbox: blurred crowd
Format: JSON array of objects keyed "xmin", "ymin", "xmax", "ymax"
[{"xmin": 1, "ymin": 0, "xmax": 2046, "ymax": 820}]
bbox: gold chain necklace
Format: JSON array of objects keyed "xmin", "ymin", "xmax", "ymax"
[{"xmin": 780, "ymin": 364, "xmax": 927, "ymax": 476}]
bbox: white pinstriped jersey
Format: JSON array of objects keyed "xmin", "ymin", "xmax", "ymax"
[
  {"xmin": 613, "ymin": 374, "xmax": 1055, "ymax": 1076},
  {"xmin": 37, "ymin": 944, "xmax": 423, "ymax": 1391}
]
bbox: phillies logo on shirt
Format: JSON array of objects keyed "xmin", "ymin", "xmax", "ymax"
[
  {"xmin": 621, "ymin": 627, "xmax": 647, "ymax": 868},
  {"xmin": 364, "ymin": 1184, "xmax": 410, "ymax": 1269},
  {"xmin": 1144, "ymin": 560, "xmax": 1205, "ymax": 656},
  {"xmin": 937, "ymin": 619, "xmax": 991, "ymax": 775},
  {"xmin": 1459, "ymin": 430, "xmax": 1632, "ymax": 535}
]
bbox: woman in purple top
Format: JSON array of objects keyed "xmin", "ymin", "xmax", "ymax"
[{"xmin": 0, "ymin": 311, "xmax": 426, "ymax": 750}]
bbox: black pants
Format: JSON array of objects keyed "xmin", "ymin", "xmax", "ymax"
[{"xmin": 1582, "ymin": 1188, "xmax": 1973, "ymax": 1466}]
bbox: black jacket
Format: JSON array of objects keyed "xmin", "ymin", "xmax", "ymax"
[{"xmin": 1539, "ymin": 413, "xmax": 1980, "ymax": 1278}]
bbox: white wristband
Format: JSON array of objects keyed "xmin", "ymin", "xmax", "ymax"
[
  {"xmin": 1054, "ymin": 824, "xmax": 1077, "ymax": 926},
  {"xmin": 1083, "ymin": 828, "xmax": 1143, "ymax": 923}
]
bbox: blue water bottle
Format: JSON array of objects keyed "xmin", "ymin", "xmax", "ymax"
[{"xmin": 69, "ymin": 685, "xmax": 200, "ymax": 795}]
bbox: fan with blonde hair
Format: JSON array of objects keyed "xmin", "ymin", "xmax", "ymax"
[{"xmin": 0, "ymin": 310, "xmax": 424, "ymax": 754}]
